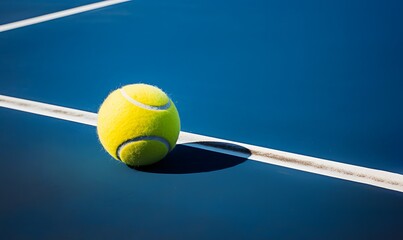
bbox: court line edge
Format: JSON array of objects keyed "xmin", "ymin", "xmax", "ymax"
[
  {"xmin": 0, "ymin": 0, "xmax": 131, "ymax": 32},
  {"xmin": 1, "ymin": 94, "xmax": 402, "ymax": 193}
]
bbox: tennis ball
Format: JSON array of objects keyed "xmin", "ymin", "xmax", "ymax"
[{"xmin": 97, "ymin": 83, "xmax": 180, "ymax": 167}]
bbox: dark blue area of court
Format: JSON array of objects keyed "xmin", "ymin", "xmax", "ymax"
[
  {"xmin": 0, "ymin": 109, "xmax": 402, "ymax": 239},
  {"xmin": 1, "ymin": 0, "xmax": 403, "ymax": 239}
]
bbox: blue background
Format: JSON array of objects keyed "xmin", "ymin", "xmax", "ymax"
[{"xmin": 1, "ymin": 0, "xmax": 402, "ymax": 239}]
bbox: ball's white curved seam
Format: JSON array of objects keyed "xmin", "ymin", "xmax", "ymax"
[
  {"xmin": 116, "ymin": 88, "xmax": 172, "ymax": 160},
  {"xmin": 116, "ymin": 136, "xmax": 171, "ymax": 160},
  {"xmin": 1, "ymin": 94, "xmax": 403, "ymax": 193},
  {"xmin": 119, "ymin": 88, "xmax": 171, "ymax": 110},
  {"xmin": 0, "ymin": 0, "xmax": 131, "ymax": 33}
]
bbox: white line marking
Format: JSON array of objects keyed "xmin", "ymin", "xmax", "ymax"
[
  {"xmin": 0, "ymin": 95, "xmax": 97, "ymax": 126},
  {"xmin": 1, "ymin": 94, "xmax": 403, "ymax": 193},
  {"xmin": 0, "ymin": 0, "xmax": 131, "ymax": 33},
  {"xmin": 120, "ymin": 88, "xmax": 171, "ymax": 110}
]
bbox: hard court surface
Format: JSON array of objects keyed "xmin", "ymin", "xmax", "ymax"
[{"xmin": 0, "ymin": 0, "xmax": 402, "ymax": 239}]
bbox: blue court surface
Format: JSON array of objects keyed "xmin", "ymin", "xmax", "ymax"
[{"xmin": 1, "ymin": 0, "xmax": 403, "ymax": 239}]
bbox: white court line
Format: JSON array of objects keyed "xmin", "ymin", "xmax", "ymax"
[
  {"xmin": 0, "ymin": 0, "xmax": 131, "ymax": 32},
  {"xmin": 1, "ymin": 94, "xmax": 403, "ymax": 193}
]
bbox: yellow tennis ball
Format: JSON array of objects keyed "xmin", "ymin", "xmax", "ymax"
[{"xmin": 97, "ymin": 83, "xmax": 180, "ymax": 167}]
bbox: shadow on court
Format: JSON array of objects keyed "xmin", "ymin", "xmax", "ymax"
[{"xmin": 135, "ymin": 142, "xmax": 250, "ymax": 174}]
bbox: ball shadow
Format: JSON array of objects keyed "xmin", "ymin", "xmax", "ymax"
[{"xmin": 134, "ymin": 142, "xmax": 251, "ymax": 174}]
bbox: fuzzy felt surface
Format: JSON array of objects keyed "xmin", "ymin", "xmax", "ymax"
[{"xmin": 97, "ymin": 84, "xmax": 180, "ymax": 166}]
